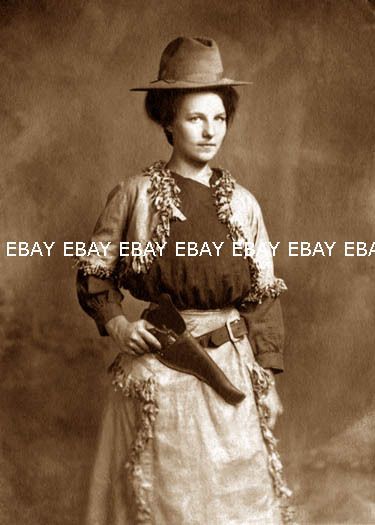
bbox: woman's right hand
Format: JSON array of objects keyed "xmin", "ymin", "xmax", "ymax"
[{"xmin": 105, "ymin": 315, "xmax": 162, "ymax": 356}]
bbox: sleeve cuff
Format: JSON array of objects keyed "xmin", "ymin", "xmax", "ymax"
[
  {"xmin": 255, "ymin": 352, "xmax": 284, "ymax": 373},
  {"xmin": 93, "ymin": 302, "xmax": 124, "ymax": 335},
  {"xmin": 92, "ymin": 292, "xmax": 124, "ymax": 336},
  {"xmin": 76, "ymin": 270, "xmax": 125, "ymax": 336}
]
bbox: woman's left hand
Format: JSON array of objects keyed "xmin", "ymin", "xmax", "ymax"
[{"xmin": 262, "ymin": 371, "xmax": 283, "ymax": 429}]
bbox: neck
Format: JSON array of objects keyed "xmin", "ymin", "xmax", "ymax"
[{"xmin": 166, "ymin": 153, "xmax": 212, "ymax": 185}]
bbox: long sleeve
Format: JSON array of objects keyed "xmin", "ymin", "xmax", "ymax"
[
  {"xmin": 76, "ymin": 182, "xmax": 130, "ymax": 278},
  {"xmin": 239, "ymin": 189, "xmax": 286, "ymax": 372},
  {"xmin": 239, "ymin": 296, "xmax": 284, "ymax": 373},
  {"xmin": 75, "ymin": 181, "xmax": 131, "ymax": 334},
  {"xmin": 76, "ymin": 271, "xmax": 124, "ymax": 336}
]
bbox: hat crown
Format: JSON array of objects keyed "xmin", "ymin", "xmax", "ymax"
[
  {"xmin": 130, "ymin": 36, "xmax": 251, "ymax": 90},
  {"xmin": 158, "ymin": 37, "xmax": 224, "ymax": 83}
]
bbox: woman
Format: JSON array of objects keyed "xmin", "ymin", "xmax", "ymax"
[{"xmin": 77, "ymin": 37, "xmax": 293, "ymax": 525}]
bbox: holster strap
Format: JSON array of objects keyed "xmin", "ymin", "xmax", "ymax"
[{"xmin": 197, "ymin": 317, "xmax": 247, "ymax": 348}]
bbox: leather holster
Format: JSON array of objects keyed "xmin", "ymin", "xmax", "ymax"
[{"xmin": 143, "ymin": 294, "xmax": 246, "ymax": 406}]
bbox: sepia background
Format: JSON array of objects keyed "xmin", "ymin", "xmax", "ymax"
[{"xmin": 1, "ymin": 1, "xmax": 374, "ymax": 523}]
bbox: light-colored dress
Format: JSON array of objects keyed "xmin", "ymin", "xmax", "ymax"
[{"xmin": 77, "ymin": 162, "xmax": 292, "ymax": 525}]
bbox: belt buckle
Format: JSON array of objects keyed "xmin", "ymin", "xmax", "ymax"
[{"xmin": 225, "ymin": 319, "xmax": 242, "ymax": 343}]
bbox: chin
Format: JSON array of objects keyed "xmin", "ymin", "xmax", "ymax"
[{"xmin": 194, "ymin": 151, "xmax": 218, "ymax": 163}]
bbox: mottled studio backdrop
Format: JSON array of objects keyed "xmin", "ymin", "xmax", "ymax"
[{"xmin": 0, "ymin": 1, "xmax": 374, "ymax": 523}]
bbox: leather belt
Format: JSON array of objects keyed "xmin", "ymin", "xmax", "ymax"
[{"xmin": 196, "ymin": 317, "xmax": 247, "ymax": 348}]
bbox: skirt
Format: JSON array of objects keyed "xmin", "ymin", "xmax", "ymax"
[{"xmin": 85, "ymin": 307, "xmax": 284, "ymax": 525}]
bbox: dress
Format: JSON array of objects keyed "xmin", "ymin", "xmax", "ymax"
[{"xmin": 77, "ymin": 162, "xmax": 292, "ymax": 525}]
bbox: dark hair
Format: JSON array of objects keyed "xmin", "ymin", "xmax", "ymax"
[{"xmin": 145, "ymin": 87, "xmax": 239, "ymax": 145}]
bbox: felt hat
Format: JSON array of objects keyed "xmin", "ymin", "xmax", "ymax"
[{"xmin": 130, "ymin": 37, "xmax": 251, "ymax": 91}]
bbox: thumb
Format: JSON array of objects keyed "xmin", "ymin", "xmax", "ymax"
[{"xmin": 139, "ymin": 319, "xmax": 155, "ymax": 330}]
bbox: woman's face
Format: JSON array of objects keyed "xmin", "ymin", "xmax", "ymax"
[{"xmin": 169, "ymin": 92, "xmax": 227, "ymax": 164}]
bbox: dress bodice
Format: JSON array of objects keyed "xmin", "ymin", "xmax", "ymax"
[{"xmin": 125, "ymin": 172, "xmax": 251, "ymax": 309}]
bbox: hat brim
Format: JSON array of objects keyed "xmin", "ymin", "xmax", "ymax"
[{"xmin": 130, "ymin": 78, "xmax": 252, "ymax": 91}]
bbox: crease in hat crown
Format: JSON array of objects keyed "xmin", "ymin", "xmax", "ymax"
[{"xmin": 130, "ymin": 36, "xmax": 251, "ymax": 91}]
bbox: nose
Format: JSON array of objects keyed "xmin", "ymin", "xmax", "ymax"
[{"xmin": 202, "ymin": 119, "xmax": 214, "ymax": 138}]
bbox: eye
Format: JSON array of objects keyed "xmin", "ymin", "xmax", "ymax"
[
  {"xmin": 189, "ymin": 116, "xmax": 201, "ymax": 122},
  {"xmin": 215, "ymin": 115, "xmax": 227, "ymax": 122}
]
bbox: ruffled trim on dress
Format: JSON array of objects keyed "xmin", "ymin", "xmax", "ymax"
[
  {"xmin": 74, "ymin": 259, "xmax": 115, "ymax": 279},
  {"xmin": 120, "ymin": 161, "xmax": 182, "ymax": 278},
  {"xmin": 250, "ymin": 362, "xmax": 297, "ymax": 524},
  {"xmin": 254, "ymin": 277, "xmax": 288, "ymax": 301},
  {"xmin": 90, "ymin": 160, "xmax": 287, "ymax": 303},
  {"xmin": 210, "ymin": 169, "xmax": 287, "ymax": 303},
  {"xmin": 123, "ymin": 160, "xmax": 286, "ymax": 303},
  {"xmin": 109, "ymin": 354, "xmax": 159, "ymax": 525}
]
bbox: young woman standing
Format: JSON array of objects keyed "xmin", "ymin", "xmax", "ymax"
[{"xmin": 77, "ymin": 36, "xmax": 292, "ymax": 525}]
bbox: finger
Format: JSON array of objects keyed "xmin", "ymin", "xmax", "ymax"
[
  {"xmin": 127, "ymin": 343, "xmax": 146, "ymax": 356},
  {"xmin": 130, "ymin": 336, "xmax": 149, "ymax": 353},
  {"xmin": 136, "ymin": 320, "xmax": 161, "ymax": 349},
  {"xmin": 115, "ymin": 340, "xmax": 139, "ymax": 356},
  {"xmin": 123, "ymin": 333, "xmax": 149, "ymax": 355},
  {"xmin": 141, "ymin": 329, "xmax": 162, "ymax": 350},
  {"xmin": 141, "ymin": 319, "xmax": 158, "ymax": 331},
  {"xmin": 109, "ymin": 328, "xmax": 144, "ymax": 357},
  {"xmin": 121, "ymin": 346, "xmax": 139, "ymax": 357}
]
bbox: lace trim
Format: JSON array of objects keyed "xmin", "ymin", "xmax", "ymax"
[
  {"xmin": 120, "ymin": 160, "xmax": 181, "ymax": 278},
  {"xmin": 109, "ymin": 355, "xmax": 158, "ymax": 524},
  {"xmin": 241, "ymin": 276, "xmax": 288, "ymax": 305},
  {"xmin": 260, "ymin": 278, "xmax": 288, "ymax": 299},
  {"xmin": 118, "ymin": 160, "xmax": 286, "ymax": 302},
  {"xmin": 250, "ymin": 362, "xmax": 297, "ymax": 524},
  {"xmin": 210, "ymin": 170, "xmax": 286, "ymax": 303},
  {"xmin": 74, "ymin": 259, "xmax": 114, "ymax": 279}
]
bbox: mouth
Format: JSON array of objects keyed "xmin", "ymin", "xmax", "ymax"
[{"xmin": 198, "ymin": 143, "xmax": 216, "ymax": 147}]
